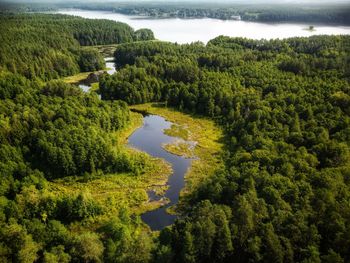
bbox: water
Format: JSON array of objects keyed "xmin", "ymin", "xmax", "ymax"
[
  {"xmin": 128, "ymin": 114, "xmax": 192, "ymax": 230},
  {"xmin": 61, "ymin": 7, "xmax": 349, "ymax": 230},
  {"xmin": 105, "ymin": 57, "xmax": 116, "ymax": 75},
  {"xmin": 78, "ymin": 57, "xmax": 116, "ymax": 92},
  {"xmin": 79, "ymin": 84, "xmax": 91, "ymax": 93},
  {"xmin": 56, "ymin": 9, "xmax": 350, "ymax": 44}
]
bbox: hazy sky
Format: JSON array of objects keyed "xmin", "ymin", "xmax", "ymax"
[{"xmin": 1, "ymin": 0, "xmax": 350, "ymax": 3}]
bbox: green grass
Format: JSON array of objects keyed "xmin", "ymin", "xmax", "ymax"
[
  {"xmin": 92, "ymin": 44, "xmax": 119, "ymax": 57},
  {"xmin": 63, "ymin": 72, "xmax": 92, "ymax": 84},
  {"xmin": 162, "ymin": 140, "xmax": 195, "ymax": 159},
  {"xmin": 164, "ymin": 124, "xmax": 189, "ymax": 140},
  {"xmin": 90, "ymin": 82, "xmax": 100, "ymax": 93}
]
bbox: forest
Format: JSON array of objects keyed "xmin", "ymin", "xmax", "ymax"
[
  {"xmin": 0, "ymin": 13, "xmax": 158, "ymax": 262},
  {"xmin": 0, "ymin": 13, "xmax": 154, "ymax": 80},
  {"xmin": 100, "ymin": 35, "xmax": 350, "ymax": 262},
  {"xmin": 0, "ymin": 10, "xmax": 350, "ymax": 263}
]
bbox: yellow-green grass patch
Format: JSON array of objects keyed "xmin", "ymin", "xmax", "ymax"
[
  {"xmin": 63, "ymin": 72, "xmax": 91, "ymax": 84},
  {"xmin": 162, "ymin": 140, "xmax": 195, "ymax": 159},
  {"xmin": 164, "ymin": 124, "xmax": 189, "ymax": 140}
]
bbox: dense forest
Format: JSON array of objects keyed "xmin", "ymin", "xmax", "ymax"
[
  {"xmin": 99, "ymin": 35, "xmax": 350, "ymax": 262},
  {"xmin": 1, "ymin": 10, "xmax": 350, "ymax": 263},
  {"xmin": 0, "ymin": 71, "xmax": 157, "ymax": 262},
  {"xmin": 0, "ymin": 13, "xmax": 154, "ymax": 80},
  {"xmin": 0, "ymin": 13, "xmax": 158, "ymax": 262}
]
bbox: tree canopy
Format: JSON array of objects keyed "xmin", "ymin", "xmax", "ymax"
[
  {"xmin": 0, "ymin": 10, "xmax": 349, "ymax": 262},
  {"xmin": 0, "ymin": 13, "xmax": 154, "ymax": 80},
  {"xmin": 100, "ymin": 35, "xmax": 350, "ymax": 262}
]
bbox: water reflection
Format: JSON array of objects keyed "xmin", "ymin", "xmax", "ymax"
[
  {"xmin": 57, "ymin": 9, "xmax": 350, "ymax": 44},
  {"xmin": 78, "ymin": 57, "xmax": 116, "ymax": 93},
  {"xmin": 105, "ymin": 57, "xmax": 116, "ymax": 75},
  {"xmin": 128, "ymin": 114, "xmax": 193, "ymax": 230}
]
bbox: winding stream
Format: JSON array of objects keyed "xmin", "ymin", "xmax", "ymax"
[
  {"xmin": 128, "ymin": 114, "xmax": 193, "ymax": 230},
  {"xmin": 77, "ymin": 57, "xmax": 193, "ymax": 230},
  {"xmin": 78, "ymin": 57, "xmax": 115, "ymax": 92}
]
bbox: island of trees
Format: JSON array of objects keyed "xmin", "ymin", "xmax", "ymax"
[{"xmin": 0, "ymin": 10, "xmax": 349, "ymax": 263}]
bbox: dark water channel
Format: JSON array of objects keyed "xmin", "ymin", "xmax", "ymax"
[
  {"xmin": 78, "ymin": 57, "xmax": 191, "ymax": 230},
  {"xmin": 128, "ymin": 114, "xmax": 193, "ymax": 230}
]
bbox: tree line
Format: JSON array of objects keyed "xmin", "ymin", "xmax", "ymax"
[{"xmin": 70, "ymin": 2, "xmax": 350, "ymax": 25}]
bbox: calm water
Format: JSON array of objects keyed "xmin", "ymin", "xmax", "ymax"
[
  {"xmin": 128, "ymin": 114, "xmax": 192, "ymax": 230},
  {"xmin": 79, "ymin": 57, "xmax": 116, "ymax": 92},
  {"xmin": 105, "ymin": 57, "xmax": 116, "ymax": 75},
  {"xmin": 56, "ymin": 9, "xmax": 350, "ymax": 43}
]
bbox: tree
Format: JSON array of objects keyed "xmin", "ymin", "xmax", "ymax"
[
  {"xmin": 134, "ymin": 29, "xmax": 155, "ymax": 41},
  {"xmin": 71, "ymin": 232, "xmax": 104, "ymax": 263}
]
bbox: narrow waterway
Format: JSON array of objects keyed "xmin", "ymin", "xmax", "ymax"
[
  {"xmin": 128, "ymin": 114, "xmax": 193, "ymax": 230},
  {"xmin": 78, "ymin": 57, "xmax": 115, "ymax": 92},
  {"xmin": 77, "ymin": 56, "xmax": 191, "ymax": 230}
]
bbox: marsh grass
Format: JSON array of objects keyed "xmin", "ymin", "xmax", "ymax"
[
  {"xmin": 48, "ymin": 110, "xmax": 172, "ymax": 220},
  {"xmin": 164, "ymin": 124, "xmax": 189, "ymax": 140},
  {"xmin": 162, "ymin": 140, "xmax": 195, "ymax": 158},
  {"xmin": 48, "ymin": 103, "xmax": 224, "ymax": 230},
  {"xmin": 63, "ymin": 72, "xmax": 92, "ymax": 84}
]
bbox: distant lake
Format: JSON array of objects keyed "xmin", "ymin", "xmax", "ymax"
[{"xmin": 56, "ymin": 9, "xmax": 350, "ymax": 44}]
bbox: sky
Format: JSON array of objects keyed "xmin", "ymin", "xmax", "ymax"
[{"xmin": 1, "ymin": 0, "xmax": 350, "ymax": 3}]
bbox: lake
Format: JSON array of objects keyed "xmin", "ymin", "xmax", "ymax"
[
  {"xmin": 56, "ymin": 9, "xmax": 350, "ymax": 43},
  {"xmin": 128, "ymin": 114, "xmax": 193, "ymax": 230}
]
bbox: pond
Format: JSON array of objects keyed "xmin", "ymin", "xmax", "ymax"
[{"xmin": 128, "ymin": 114, "xmax": 193, "ymax": 230}]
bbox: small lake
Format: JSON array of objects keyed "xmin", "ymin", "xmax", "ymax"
[
  {"xmin": 56, "ymin": 9, "xmax": 350, "ymax": 44},
  {"xmin": 128, "ymin": 114, "xmax": 192, "ymax": 230}
]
